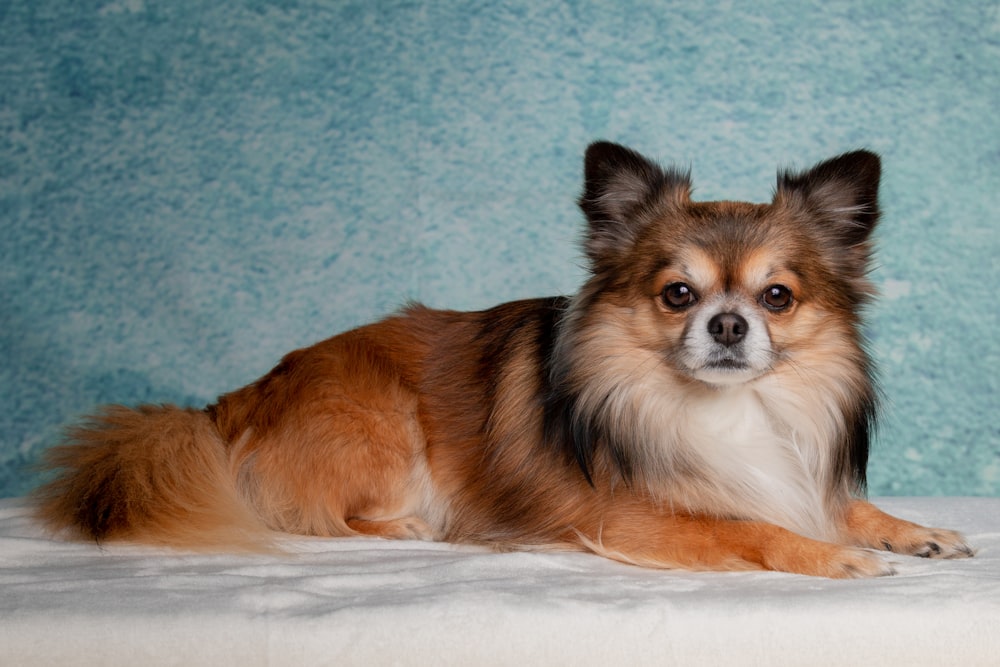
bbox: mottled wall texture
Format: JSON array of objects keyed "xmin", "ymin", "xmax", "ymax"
[{"xmin": 2, "ymin": 0, "xmax": 998, "ymax": 497}]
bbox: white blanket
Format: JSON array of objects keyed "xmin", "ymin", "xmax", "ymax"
[{"xmin": 1, "ymin": 497, "xmax": 997, "ymax": 666}]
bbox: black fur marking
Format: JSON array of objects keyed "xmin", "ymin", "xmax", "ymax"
[
  {"xmin": 542, "ymin": 357, "xmax": 637, "ymax": 487},
  {"xmin": 476, "ymin": 312, "xmax": 519, "ymax": 405},
  {"xmin": 478, "ymin": 296, "xmax": 569, "ymax": 420},
  {"xmin": 568, "ymin": 394, "xmax": 598, "ymax": 486},
  {"xmin": 541, "ymin": 321, "xmax": 600, "ymax": 486},
  {"xmin": 594, "ymin": 393, "xmax": 636, "ymax": 484},
  {"xmin": 840, "ymin": 369, "xmax": 879, "ymax": 494},
  {"xmin": 476, "ymin": 296, "xmax": 569, "ymax": 411},
  {"xmin": 542, "ymin": 385, "xmax": 595, "ymax": 486}
]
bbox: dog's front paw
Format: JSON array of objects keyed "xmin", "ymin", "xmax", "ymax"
[
  {"xmin": 770, "ymin": 543, "xmax": 896, "ymax": 579},
  {"xmin": 884, "ymin": 527, "xmax": 974, "ymax": 559},
  {"xmin": 845, "ymin": 502, "xmax": 976, "ymax": 561},
  {"xmin": 829, "ymin": 547, "xmax": 897, "ymax": 579}
]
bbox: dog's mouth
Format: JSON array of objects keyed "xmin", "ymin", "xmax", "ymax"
[
  {"xmin": 688, "ymin": 354, "xmax": 768, "ymax": 386},
  {"xmin": 702, "ymin": 348, "xmax": 755, "ymax": 371},
  {"xmin": 705, "ymin": 358, "xmax": 748, "ymax": 370}
]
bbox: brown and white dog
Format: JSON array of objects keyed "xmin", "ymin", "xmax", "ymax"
[{"xmin": 35, "ymin": 141, "xmax": 974, "ymax": 577}]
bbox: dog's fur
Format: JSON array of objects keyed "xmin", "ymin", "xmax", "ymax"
[{"xmin": 34, "ymin": 141, "xmax": 973, "ymax": 577}]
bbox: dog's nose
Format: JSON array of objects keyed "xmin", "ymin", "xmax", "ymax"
[{"xmin": 708, "ymin": 312, "xmax": 747, "ymax": 346}]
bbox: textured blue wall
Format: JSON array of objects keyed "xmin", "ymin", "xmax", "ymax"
[{"xmin": 1, "ymin": 0, "xmax": 997, "ymax": 497}]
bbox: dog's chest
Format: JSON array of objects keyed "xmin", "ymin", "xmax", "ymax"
[
  {"xmin": 673, "ymin": 388, "xmax": 834, "ymax": 539},
  {"xmin": 685, "ymin": 388, "xmax": 782, "ymax": 457}
]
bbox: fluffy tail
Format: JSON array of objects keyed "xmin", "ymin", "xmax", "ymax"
[{"xmin": 33, "ymin": 405, "xmax": 272, "ymax": 551}]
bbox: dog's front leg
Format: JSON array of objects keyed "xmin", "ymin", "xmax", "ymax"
[{"xmin": 577, "ymin": 508, "xmax": 896, "ymax": 578}]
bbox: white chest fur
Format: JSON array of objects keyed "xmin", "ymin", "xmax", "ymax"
[{"xmin": 645, "ymin": 383, "xmax": 837, "ymax": 541}]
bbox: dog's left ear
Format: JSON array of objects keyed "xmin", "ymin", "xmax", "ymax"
[{"xmin": 775, "ymin": 150, "xmax": 881, "ymax": 246}]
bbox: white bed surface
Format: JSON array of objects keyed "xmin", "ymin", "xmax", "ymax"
[{"xmin": 2, "ymin": 497, "xmax": 998, "ymax": 666}]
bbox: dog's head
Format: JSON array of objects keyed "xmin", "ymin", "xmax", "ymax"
[{"xmin": 575, "ymin": 141, "xmax": 881, "ymax": 389}]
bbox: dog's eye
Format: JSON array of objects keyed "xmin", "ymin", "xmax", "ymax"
[
  {"xmin": 661, "ymin": 283, "xmax": 697, "ymax": 309},
  {"xmin": 761, "ymin": 285, "xmax": 793, "ymax": 311}
]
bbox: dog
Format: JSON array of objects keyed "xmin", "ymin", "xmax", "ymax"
[{"xmin": 34, "ymin": 141, "xmax": 974, "ymax": 577}]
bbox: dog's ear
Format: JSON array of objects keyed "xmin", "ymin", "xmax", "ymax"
[
  {"xmin": 579, "ymin": 141, "xmax": 690, "ymax": 267},
  {"xmin": 775, "ymin": 150, "xmax": 881, "ymax": 246}
]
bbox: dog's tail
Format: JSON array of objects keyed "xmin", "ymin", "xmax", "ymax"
[{"xmin": 33, "ymin": 404, "xmax": 272, "ymax": 551}]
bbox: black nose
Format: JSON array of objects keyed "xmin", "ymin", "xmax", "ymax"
[{"xmin": 708, "ymin": 312, "xmax": 748, "ymax": 346}]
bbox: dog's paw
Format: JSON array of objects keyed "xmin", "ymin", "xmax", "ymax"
[
  {"xmin": 758, "ymin": 533, "xmax": 896, "ymax": 578},
  {"xmin": 828, "ymin": 547, "xmax": 896, "ymax": 579},
  {"xmin": 884, "ymin": 527, "xmax": 975, "ymax": 559},
  {"xmin": 776, "ymin": 544, "xmax": 895, "ymax": 579}
]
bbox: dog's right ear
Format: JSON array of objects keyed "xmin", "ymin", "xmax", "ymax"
[{"xmin": 578, "ymin": 142, "xmax": 690, "ymax": 268}]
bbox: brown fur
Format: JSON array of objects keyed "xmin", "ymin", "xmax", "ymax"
[{"xmin": 33, "ymin": 142, "xmax": 973, "ymax": 577}]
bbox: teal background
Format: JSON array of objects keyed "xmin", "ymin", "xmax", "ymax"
[{"xmin": 1, "ymin": 0, "xmax": 998, "ymax": 497}]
